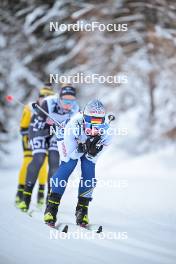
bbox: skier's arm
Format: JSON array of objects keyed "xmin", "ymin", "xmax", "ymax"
[
  {"xmin": 30, "ymin": 100, "xmax": 52, "ymax": 137},
  {"xmin": 20, "ymin": 105, "xmax": 31, "ymax": 135},
  {"xmin": 35, "ymin": 100, "xmax": 49, "ymax": 121},
  {"xmin": 19, "ymin": 105, "xmax": 32, "ymax": 151},
  {"xmin": 63, "ymin": 121, "xmax": 84, "ymax": 160}
]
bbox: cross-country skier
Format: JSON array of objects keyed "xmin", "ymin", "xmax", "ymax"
[
  {"xmin": 19, "ymin": 85, "xmax": 79, "ymax": 212},
  {"xmin": 15, "ymin": 86, "xmax": 54, "ymax": 207},
  {"xmin": 44, "ymin": 99, "xmax": 112, "ymax": 226}
]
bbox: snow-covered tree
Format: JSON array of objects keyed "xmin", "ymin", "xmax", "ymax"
[{"xmin": 0, "ymin": 0, "xmax": 175, "ymax": 154}]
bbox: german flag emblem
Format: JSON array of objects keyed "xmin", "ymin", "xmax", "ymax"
[{"xmin": 91, "ymin": 118, "xmax": 103, "ymax": 124}]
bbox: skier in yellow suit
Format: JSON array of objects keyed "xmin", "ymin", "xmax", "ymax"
[{"xmin": 15, "ymin": 85, "xmax": 55, "ymax": 207}]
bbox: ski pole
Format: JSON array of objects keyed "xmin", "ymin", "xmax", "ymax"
[
  {"xmin": 95, "ymin": 114, "xmax": 116, "ymax": 147},
  {"xmin": 5, "ymin": 95, "xmax": 63, "ymax": 128},
  {"xmin": 32, "ymin": 103, "xmax": 63, "ymax": 127},
  {"xmin": 5, "ymin": 95, "xmax": 25, "ymax": 107}
]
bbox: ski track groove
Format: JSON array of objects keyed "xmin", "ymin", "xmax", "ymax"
[{"xmin": 0, "ymin": 142, "xmax": 176, "ymax": 264}]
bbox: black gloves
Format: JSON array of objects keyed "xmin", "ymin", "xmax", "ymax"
[
  {"xmin": 77, "ymin": 142, "xmax": 87, "ymax": 153},
  {"xmin": 32, "ymin": 102, "xmax": 38, "ymax": 111},
  {"xmin": 22, "ymin": 134, "xmax": 30, "ymax": 151},
  {"xmin": 85, "ymin": 135, "xmax": 103, "ymax": 157},
  {"xmin": 77, "ymin": 136, "xmax": 103, "ymax": 156}
]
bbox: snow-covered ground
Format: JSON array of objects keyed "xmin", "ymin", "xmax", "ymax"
[{"xmin": 0, "ymin": 140, "xmax": 176, "ymax": 264}]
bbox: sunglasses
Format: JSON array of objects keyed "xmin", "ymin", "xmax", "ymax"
[{"xmin": 61, "ymin": 99, "xmax": 76, "ymax": 105}]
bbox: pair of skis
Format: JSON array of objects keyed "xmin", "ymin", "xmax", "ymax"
[
  {"xmin": 47, "ymin": 222, "xmax": 103, "ymax": 234},
  {"xmin": 28, "ymin": 206, "xmax": 103, "ymax": 234}
]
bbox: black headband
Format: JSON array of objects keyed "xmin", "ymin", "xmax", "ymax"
[{"xmin": 60, "ymin": 86, "xmax": 76, "ymax": 97}]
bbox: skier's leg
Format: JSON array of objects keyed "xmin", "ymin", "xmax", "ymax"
[
  {"xmin": 16, "ymin": 155, "xmax": 32, "ymax": 205},
  {"xmin": 37, "ymin": 155, "xmax": 48, "ymax": 206},
  {"xmin": 79, "ymin": 155, "xmax": 96, "ymax": 198},
  {"xmin": 19, "ymin": 153, "xmax": 46, "ymax": 211},
  {"xmin": 76, "ymin": 155, "xmax": 96, "ymax": 225},
  {"xmin": 47, "ymin": 150, "xmax": 60, "ymax": 196},
  {"xmin": 38, "ymin": 155, "xmax": 48, "ymax": 185},
  {"xmin": 44, "ymin": 159, "xmax": 78, "ymax": 224},
  {"xmin": 18, "ymin": 155, "xmax": 32, "ymax": 185},
  {"xmin": 18, "ymin": 132, "xmax": 48, "ymax": 211},
  {"xmin": 51, "ymin": 159, "xmax": 78, "ymax": 195},
  {"xmin": 15, "ymin": 135, "xmax": 32, "ymax": 205},
  {"xmin": 46, "ymin": 136, "xmax": 60, "ymax": 197}
]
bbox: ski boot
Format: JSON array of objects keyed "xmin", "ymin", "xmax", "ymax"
[
  {"xmin": 15, "ymin": 184, "xmax": 24, "ymax": 206},
  {"xmin": 75, "ymin": 197, "xmax": 90, "ymax": 226},
  {"xmin": 18, "ymin": 186, "xmax": 33, "ymax": 212},
  {"xmin": 37, "ymin": 184, "xmax": 45, "ymax": 208},
  {"xmin": 44, "ymin": 193, "xmax": 61, "ymax": 227}
]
